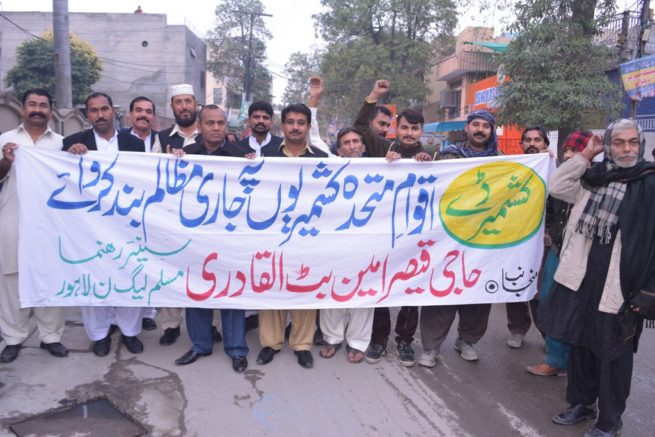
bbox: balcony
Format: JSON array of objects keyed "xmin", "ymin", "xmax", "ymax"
[{"xmin": 436, "ymin": 51, "xmax": 496, "ymax": 81}]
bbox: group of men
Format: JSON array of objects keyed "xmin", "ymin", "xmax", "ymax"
[{"xmin": 1, "ymin": 77, "xmax": 653, "ymax": 437}]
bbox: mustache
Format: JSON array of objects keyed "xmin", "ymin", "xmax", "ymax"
[
  {"xmin": 28, "ymin": 112, "xmax": 46, "ymax": 118},
  {"xmin": 95, "ymin": 118, "xmax": 108, "ymax": 123},
  {"xmin": 255, "ymin": 123, "xmax": 267, "ymax": 129},
  {"xmin": 289, "ymin": 130, "xmax": 302, "ymax": 134},
  {"xmin": 136, "ymin": 116, "xmax": 150, "ymax": 123}
]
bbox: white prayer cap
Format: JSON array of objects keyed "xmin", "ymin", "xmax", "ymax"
[{"xmin": 170, "ymin": 84, "xmax": 194, "ymax": 98}]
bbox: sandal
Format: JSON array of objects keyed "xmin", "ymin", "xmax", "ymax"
[
  {"xmin": 319, "ymin": 342, "xmax": 342, "ymax": 359},
  {"xmin": 346, "ymin": 345, "xmax": 365, "ymax": 364}
]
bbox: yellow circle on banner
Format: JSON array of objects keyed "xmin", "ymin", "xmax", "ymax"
[{"xmin": 439, "ymin": 161, "xmax": 546, "ymax": 248}]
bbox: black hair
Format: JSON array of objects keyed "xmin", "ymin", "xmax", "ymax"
[
  {"xmin": 129, "ymin": 96, "xmax": 156, "ymax": 114},
  {"xmin": 85, "ymin": 92, "xmax": 113, "ymax": 109},
  {"xmin": 521, "ymin": 126, "xmax": 550, "ymax": 145},
  {"xmin": 397, "ymin": 109, "xmax": 424, "ymax": 126},
  {"xmin": 372, "ymin": 105, "xmax": 392, "ymax": 119},
  {"xmin": 281, "ymin": 103, "xmax": 311, "ymax": 124},
  {"xmin": 248, "ymin": 101, "xmax": 274, "ymax": 117},
  {"xmin": 336, "ymin": 127, "xmax": 363, "ymax": 146},
  {"xmin": 22, "ymin": 88, "xmax": 52, "ymax": 107}
]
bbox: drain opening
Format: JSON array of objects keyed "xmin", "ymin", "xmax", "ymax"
[{"xmin": 10, "ymin": 398, "xmax": 147, "ymax": 437}]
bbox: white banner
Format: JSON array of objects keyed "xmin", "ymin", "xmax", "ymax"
[{"xmin": 16, "ymin": 148, "xmax": 551, "ymax": 309}]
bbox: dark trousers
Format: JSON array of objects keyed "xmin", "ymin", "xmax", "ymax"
[
  {"xmin": 505, "ymin": 300, "xmax": 540, "ymax": 335},
  {"xmin": 370, "ymin": 306, "xmax": 418, "ymax": 347},
  {"xmin": 567, "ymin": 344, "xmax": 633, "ymax": 432},
  {"xmin": 186, "ymin": 308, "xmax": 248, "ymax": 358},
  {"xmin": 420, "ymin": 304, "xmax": 492, "ymax": 350}
]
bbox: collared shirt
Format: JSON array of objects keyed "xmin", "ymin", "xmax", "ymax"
[
  {"xmin": 279, "ymin": 141, "xmax": 315, "ymax": 158},
  {"xmin": 0, "ymin": 124, "xmax": 63, "ymax": 274},
  {"xmin": 93, "ymin": 129, "xmax": 119, "ymax": 153},
  {"xmin": 184, "ymin": 137, "xmax": 250, "ymax": 157},
  {"xmin": 130, "ymin": 128, "xmax": 152, "ymax": 153},
  {"xmin": 151, "ymin": 124, "xmax": 198, "ymax": 153},
  {"xmin": 248, "ymin": 132, "xmax": 272, "ymax": 157}
]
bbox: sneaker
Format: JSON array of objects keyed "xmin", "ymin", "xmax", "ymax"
[
  {"xmin": 454, "ymin": 338, "xmax": 479, "ymax": 361},
  {"xmin": 506, "ymin": 333, "xmax": 525, "ymax": 348},
  {"xmin": 365, "ymin": 343, "xmax": 386, "ymax": 364},
  {"xmin": 418, "ymin": 349, "xmax": 439, "ymax": 368},
  {"xmin": 396, "ymin": 341, "xmax": 415, "ymax": 366}
]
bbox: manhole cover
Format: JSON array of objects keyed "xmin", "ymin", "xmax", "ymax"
[{"xmin": 11, "ymin": 398, "xmax": 147, "ymax": 437}]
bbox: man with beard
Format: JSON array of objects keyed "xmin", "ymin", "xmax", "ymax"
[
  {"xmin": 153, "ymin": 84, "xmax": 223, "ymax": 347},
  {"xmin": 0, "ymin": 88, "xmax": 69, "ymax": 363},
  {"xmin": 64, "ymin": 92, "xmax": 146, "ymax": 357},
  {"xmin": 257, "ymin": 103, "xmax": 327, "ymax": 369},
  {"xmin": 540, "ymin": 119, "xmax": 655, "ymax": 437},
  {"xmin": 418, "ymin": 110, "xmax": 499, "ymax": 367},
  {"xmin": 172, "ymin": 105, "xmax": 251, "ymax": 373},
  {"xmin": 353, "ymin": 79, "xmax": 394, "ymax": 157},
  {"xmin": 152, "ymin": 84, "xmax": 199, "ymax": 152},
  {"xmin": 367, "ymin": 109, "xmax": 431, "ymax": 367},
  {"xmin": 235, "ymin": 101, "xmax": 282, "ymax": 156}
]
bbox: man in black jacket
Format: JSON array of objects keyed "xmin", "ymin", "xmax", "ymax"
[
  {"xmin": 63, "ymin": 92, "xmax": 146, "ymax": 357},
  {"xmin": 173, "ymin": 105, "xmax": 252, "ymax": 373},
  {"xmin": 236, "ymin": 101, "xmax": 283, "ymax": 156}
]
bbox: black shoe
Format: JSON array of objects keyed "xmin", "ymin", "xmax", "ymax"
[
  {"xmin": 553, "ymin": 404, "xmax": 597, "ymax": 425},
  {"xmin": 245, "ymin": 314, "xmax": 259, "ymax": 332},
  {"xmin": 365, "ymin": 343, "xmax": 386, "ymax": 364},
  {"xmin": 396, "ymin": 340, "xmax": 416, "ymax": 367},
  {"xmin": 40, "ymin": 342, "xmax": 69, "ymax": 357},
  {"xmin": 232, "ymin": 356, "xmax": 248, "ymax": 373},
  {"xmin": 295, "ymin": 350, "xmax": 314, "ymax": 368},
  {"xmin": 212, "ymin": 326, "xmax": 223, "ymax": 343},
  {"xmin": 142, "ymin": 317, "xmax": 157, "ymax": 331},
  {"xmin": 92, "ymin": 336, "xmax": 111, "ymax": 357},
  {"xmin": 0, "ymin": 344, "xmax": 22, "ymax": 363},
  {"xmin": 122, "ymin": 335, "xmax": 144, "ymax": 354},
  {"xmin": 584, "ymin": 421, "xmax": 622, "ymax": 437},
  {"xmin": 256, "ymin": 347, "xmax": 279, "ymax": 365},
  {"xmin": 159, "ymin": 327, "xmax": 180, "ymax": 346},
  {"xmin": 313, "ymin": 328, "xmax": 326, "ymax": 346},
  {"xmin": 175, "ymin": 349, "xmax": 211, "ymax": 366}
]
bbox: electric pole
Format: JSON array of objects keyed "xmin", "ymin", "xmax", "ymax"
[
  {"xmin": 233, "ymin": 10, "xmax": 272, "ymax": 102},
  {"xmin": 53, "ymin": 0, "xmax": 72, "ymax": 109}
]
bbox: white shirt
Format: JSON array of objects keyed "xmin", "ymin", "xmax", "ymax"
[
  {"xmin": 248, "ymin": 132, "xmax": 272, "ymax": 157},
  {"xmin": 130, "ymin": 128, "xmax": 152, "ymax": 153},
  {"xmin": 0, "ymin": 124, "xmax": 63, "ymax": 274},
  {"xmin": 151, "ymin": 124, "xmax": 198, "ymax": 153},
  {"xmin": 93, "ymin": 129, "xmax": 119, "ymax": 153}
]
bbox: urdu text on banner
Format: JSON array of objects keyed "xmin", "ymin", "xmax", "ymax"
[{"xmin": 16, "ymin": 148, "xmax": 551, "ymax": 309}]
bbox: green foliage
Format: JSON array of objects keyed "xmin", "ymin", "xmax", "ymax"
[
  {"xmin": 206, "ymin": 0, "xmax": 273, "ymax": 102},
  {"xmin": 495, "ymin": 0, "xmax": 622, "ymax": 132},
  {"xmin": 305, "ymin": 0, "xmax": 457, "ymax": 125},
  {"xmin": 5, "ymin": 32, "xmax": 102, "ymax": 106},
  {"xmin": 281, "ymin": 52, "xmax": 322, "ymax": 105}
]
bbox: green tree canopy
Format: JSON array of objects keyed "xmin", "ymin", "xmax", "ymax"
[
  {"xmin": 5, "ymin": 32, "xmax": 102, "ymax": 106},
  {"xmin": 310, "ymin": 0, "xmax": 458, "ymax": 125},
  {"xmin": 206, "ymin": 0, "xmax": 273, "ymax": 102},
  {"xmin": 495, "ymin": 0, "xmax": 621, "ymax": 133},
  {"xmin": 281, "ymin": 51, "xmax": 323, "ymax": 105}
]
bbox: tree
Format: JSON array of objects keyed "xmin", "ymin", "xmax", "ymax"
[
  {"xmin": 206, "ymin": 0, "xmax": 273, "ymax": 102},
  {"xmin": 311, "ymin": 0, "xmax": 458, "ymax": 125},
  {"xmin": 495, "ymin": 0, "xmax": 622, "ymax": 136},
  {"xmin": 5, "ymin": 32, "xmax": 102, "ymax": 106},
  {"xmin": 281, "ymin": 51, "xmax": 323, "ymax": 105}
]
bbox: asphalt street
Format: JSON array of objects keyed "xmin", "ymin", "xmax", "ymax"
[{"xmin": 0, "ymin": 305, "xmax": 653, "ymax": 436}]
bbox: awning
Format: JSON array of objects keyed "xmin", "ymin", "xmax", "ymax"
[
  {"xmin": 463, "ymin": 41, "xmax": 509, "ymax": 53},
  {"xmin": 424, "ymin": 120, "xmax": 466, "ymax": 132}
]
